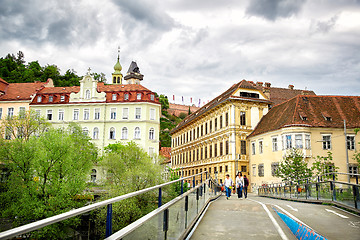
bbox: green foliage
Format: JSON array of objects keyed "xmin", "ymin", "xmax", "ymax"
[
  {"xmin": 0, "ymin": 123, "xmax": 97, "ymax": 238},
  {"xmin": 0, "ymin": 51, "xmax": 101, "ymax": 87},
  {"xmin": 179, "ymin": 112, "xmax": 187, "ymax": 119},
  {"xmin": 93, "ymin": 142, "xmax": 164, "ymax": 236},
  {"xmin": 312, "ymin": 152, "xmax": 338, "ymax": 180},
  {"xmin": 354, "ymin": 128, "xmax": 360, "ymax": 165},
  {"xmin": 275, "ymin": 148, "xmax": 312, "ymax": 183},
  {"xmin": 159, "ymin": 94, "xmax": 169, "ymax": 110}
]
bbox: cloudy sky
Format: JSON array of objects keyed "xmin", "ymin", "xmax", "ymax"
[{"xmin": 1, "ymin": 0, "xmax": 359, "ymax": 105}]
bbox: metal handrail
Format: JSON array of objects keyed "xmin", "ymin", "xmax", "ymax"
[
  {"xmin": 0, "ymin": 172, "xmax": 208, "ymax": 240},
  {"xmin": 106, "ymin": 178, "xmax": 216, "ymax": 240}
]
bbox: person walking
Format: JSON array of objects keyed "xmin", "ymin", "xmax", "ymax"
[
  {"xmin": 224, "ymin": 174, "xmax": 233, "ymax": 200},
  {"xmin": 236, "ymin": 172, "xmax": 244, "ymax": 199},
  {"xmin": 243, "ymin": 175, "xmax": 249, "ymax": 199}
]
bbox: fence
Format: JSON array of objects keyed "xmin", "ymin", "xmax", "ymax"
[
  {"xmin": 258, "ymin": 172, "xmax": 360, "ymax": 211},
  {"xmin": 0, "ymin": 171, "xmax": 221, "ymax": 240}
]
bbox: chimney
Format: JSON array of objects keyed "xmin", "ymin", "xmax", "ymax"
[
  {"xmin": 288, "ymin": 85, "xmax": 294, "ymax": 90},
  {"xmin": 248, "ymin": 81, "xmax": 255, "ymax": 85},
  {"xmin": 256, "ymin": 82, "xmax": 263, "ymax": 87},
  {"xmin": 265, "ymin": 82, "xmax": 271, "ymax": 88}
]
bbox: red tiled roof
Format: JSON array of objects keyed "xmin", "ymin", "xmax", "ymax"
[
  {"xmin": 248, "ymin": 95, "xmax": 360, "ymax": 138},
  {"xmin": 160, "ymin": 147, "xmax": 171, "ymax": 163},
  {"xmin": 0, "ymin": 80, "xmax": 47, "ymax": 101}
]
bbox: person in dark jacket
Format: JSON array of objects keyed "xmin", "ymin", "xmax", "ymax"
[{"xmin": 243, "ymin": 175, "xmax": 249, "ymax": 198}]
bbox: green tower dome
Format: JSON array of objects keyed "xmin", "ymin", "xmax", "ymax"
[{"xmin": 113, "ymin": 56, "xmax": 122, "ymax": 73}]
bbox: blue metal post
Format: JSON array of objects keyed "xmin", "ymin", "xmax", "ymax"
[
  {"xmin": 105, "ymin": 204, "xmax": 112, "ymax": 238},
  {"xmin": 181, "ymin": 179, "xmax": 184, "ymax": 195},
  {"xmin": 158, "ymin": 187, "xmax": 162, "ymax": 208},
  {"xmin": 193, "ymin": 176, "xmax": 195, "ymax": 188}
]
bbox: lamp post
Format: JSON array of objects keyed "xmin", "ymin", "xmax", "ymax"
[{"xmin": 214, "ymin": 170, "xmax": 218, "ymax": 183}]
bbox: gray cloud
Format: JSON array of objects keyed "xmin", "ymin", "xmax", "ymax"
[
  {"xmin": 246, "ymin": 0, "xmax": 306, "ymax": 21},
  {"xmin": 309, "ymin": 15, "xmax": 338, "ymax": 34}
]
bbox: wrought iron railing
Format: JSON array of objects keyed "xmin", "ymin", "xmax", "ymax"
[
  {"xmin": 258, "ymin": 172, "xmax": 360, "ymax": 211},
  {"xmin": 0, "ymin": 172, "xmax": 221, "ymax": 240}
]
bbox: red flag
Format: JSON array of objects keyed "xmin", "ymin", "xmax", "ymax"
[
  {"xmin": 173, "ymin": 95, "xmax": 175, "ymax": 101},
  {"xmin": 190, "ymin": 97, "xmax": 192, "ymax": 103}
]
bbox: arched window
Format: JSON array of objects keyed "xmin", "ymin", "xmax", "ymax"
[
  {"xmin": 85, "ymin": 90, "xmax": 91, "ymax": 99},
  {"xmin": 83, "ymin": 127, "xmax": 89, "ymax": 136},
  {"xmin": 93, "ymin": 127, "xmax": 99, "ymax": 139},
  {"xmin": 122, "ymin": 127, "xmax": 128, "ymax": 139},
  {"xmin": 110, "ymin": 127, "xmax": 115, "ymax": 139},
  {"xmin": 113, "ymin": 76, "xmax": 116, "ymax": 84},
  {"xmin": 134, "ymin": 127, "xmax": 141, "ymax": 139},
  {"xmin": 91, "ymin": 169, "xmax": 97, "ymax": 183},
  {"xmin": 149, "ymin": 128, "xmax": 155, "ymax": 140}
]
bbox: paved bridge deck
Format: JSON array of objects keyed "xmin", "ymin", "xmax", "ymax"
[{"xmin": 189, "ymin": 193, "xmax": 360, "ymax": 240}]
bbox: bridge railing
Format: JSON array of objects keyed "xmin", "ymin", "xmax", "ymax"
[
  {"xmin": 0, "ymin": 171, "xmax": 221, "ymax": 240},
  {"xmin": 258, "ymin": 172, "xmax": 360, "ymax": 211}
]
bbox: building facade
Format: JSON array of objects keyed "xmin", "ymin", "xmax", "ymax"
[
  {"xmin": 171, "ymin": 80, "xmax": 272, "ymax": 186},
  {"xmin": 248, "ymin": 95, "xmax": 360, "ymax": 191},
  {"xmin": 30, "ymin": 60, "xmax": 161, "ymax": 156}
]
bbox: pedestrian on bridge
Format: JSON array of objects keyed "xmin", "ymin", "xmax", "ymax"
[
  {"xmin": 243, "ymin": 175, "xmax": 249, "ymax": 199},
  {"xmin": 224, "ymin": 174, "xmax": 233, "ymax": 200},
  {"xmin": 236, "ymin": 172, "xmax": 244, "ymax": 199}
]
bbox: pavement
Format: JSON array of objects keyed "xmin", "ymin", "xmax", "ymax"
[{"xmin": 188, "ymin": 193, "xmax": 360, "ymax": 240}]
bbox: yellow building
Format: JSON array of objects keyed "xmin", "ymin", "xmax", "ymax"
[
  {"xmin": 248, "ymin": 95, "xmax": 360, "ymax": 191},
  {"xmin": 171, "ymin": 80, "xmax": 272, "ymax": 186}
]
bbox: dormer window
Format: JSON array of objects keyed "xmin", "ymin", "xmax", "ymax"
[
  {"xmin": 60, "ymin": 95, "xmax": 65, "ymax": 102},
  {"xmin": 48, "ymin": 96, "xmax": 53, "ymax": 102},
  {"xmin": 37, "ymin": 96, "xmax": 42, "ymax": 102},
  {"xmin": 150, "ymin": 94, "xmax": 155, "ymax": 101},
  {"xmin": 85, "ymin": 90, "xmax": 91, "ymax": 99},
  {"xmin": 112, "ymin": 94, "xmax": 117, "ymax": 100},
  {"xmin": 326, "ymin": 117, "xmax": 331, "ymax": 121},
  {"xmin": 124, "ymin": 93, "xmax": 129, "ymax": 100},
  {"xmin": 137, "ymin": 93, "xmax": 141, "ymax": 100},
  {"xmin": 322, "ymin": 112, "xmax": 331, "ymax": 121}
]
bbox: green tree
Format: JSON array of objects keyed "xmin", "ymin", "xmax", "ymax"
[
  {"xmin": 42, "ymin": 64, "xmax": 61, "ymax": 85},
  {"xmin": 179, "ymin": 112, "xmax": 187, "ymax": 119},
  {"xmin": 354, "ymin": 128, "xmax": 360, "ymax": 165},
  {"xmin": 312, "ymin": 152, "xmax": 338, "ymax": 180},
  {"xmin": 91, "ymin": 72, "xmax": 107, "ymax": 83},
  {"xmin": 0, "ymin": 123, "xmax": 97, "ymax": 238},
  {"xmin": 275, "ymin": 148, "xmax": 312, "ymax": 183},
  {"xmin": 159, "ymin": 94, "xmax": 169, "ymax": 110},
  {"xmin": 93, "ymin": 142, "xmax": 164, "ymax": 235}
]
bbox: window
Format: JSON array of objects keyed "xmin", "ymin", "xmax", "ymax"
[
  {"xmin": 109, "ymin": 127, "xmax": 115, "ymax": 139},
  {"xmin": 220, "ymin": 115, "xmax": 223, "ymax": 129},
  {"xmin": 209, "ymin": 120, "xmax": 212, "ymax": 132},
  {"xmin": 252, "ymin": 164, "xmax": 256, "ymax": 176},
  {"xmin": 241, "ymin": 140, "xmax": 246, "ymax": 155},
  {"xmin": 122, "ymin": 127, "xmax": 128, "ymax": 139},
  {"xmin": 286, "ymin": 135, "xmax": 292, "ymax": 149},
  {"xmin": 205, "ymin": 146, "xmax": 207, "ymax": 158},
  {"xmin": 259, "ymin": 140, "xmax": 263, "ymax": 154},
  {"xmin": 93, "ymin": 127, "xmax": 99, "ymax": 139},
  {"xmin": 258, "ymin": 164, "xmax": 264, "ymax": 177},
  {"xmin": 85, "ymin": 90, "xmax": 91, "ymax": 99},
  {"xmin": 205, "ymin": 123, "xmax": 208, "ymax": 134},
  {"xmin": 73, "ymin": 109, "xmax": 79, "ymax": 120},
  {"xmin": 201, "ymin": 125, "xmax": 203, "ymax": 136},
  {"xmin": 225, "ymin": 165, "xmax": 228, "ymax": 172},
  {"xmin": 305, "ymin": 134, "xmax": 311, "ymax": 149},
  {"xmin": 137, "ymin": 93, "xmax": 141, "ymax": 100},
  {"xmin": 241, "ymin": 166, "xmax": 247, "ymax": 173},
  {"xmin": 19, "ymin": 107, "xmax": 25, "ymax": 118},
  {"xmin": 214, "ymin": 143, "xmax": 217, "ymax": 157},
  {"xmin": 209, "ymin": 167, "xmax": 211, "ymax": 174},
  {"xmin": 83, "ymin": 127, "xmax": 89, "ymax": 136},
  {"xmin": 271, "ymin": 163, "xmax": 279, "ymax": 176},
  {"xmin": 151, "ymin": 94, "xmax": 155, "ymax": 101},
  {"xmin": 84, "ymin": 109, "xmax": 89, "ymax": 120},
  {"xmin": 150, "ymin": 108, "xmax": 155, "ymax": 120},
  {"xmin": 272, "ymin": 137, "xmax": 278, "ymax": 152},
  {"xmin": 94, "ymin": 108, "xmax": 100, "ymax": 120},
  {"xmin": 225, "ymin": 141, "xmax": 229, "ymax": 155},
  {"xmin": 149, "ymin": 147, "xmax": 155, "ymax": 157},
  {"xmin": 110, "ymin": 108, "xmax": 116, "ymax": 120},
  {"xmin": 225, "ymin": 113, "xmax": 229, "ymax": 126},
  {"xmin": 47, "ymin": 110, "xmax": 52, "ymax": 120},
  {"xmin": 349, "ymin": 164, "xmax": 358, "ymax": 177},
  {"xmin": 5, "ymin": 127, "xmax": 12, "ymax": 140},
  {"xmin": 220, "ymin": 166, "xmax": 223, "ymax": 173},
  {"xmin": 220, "ymin": 142, "xmax": 223, "ymax": 156},
  {"xmin": 124, "ymin": 93, "xmax": 129, "ymax": 100},
  {"xmin": 295, "ymin": 134, "xmax": 303, "ymax": 149},
  {"xmin": 60, "ymin": 95, "xmax": 65, "ymax": 102},
  {"xmin": 134, "ymin": 127, "xmax": 141, "ymax": 139},
  {"xmin": 112, "ymin": 94, "xmax": 117, "ymax": 100},
  {"xmin": 91, "ymin": 169, "xmax": 97, "ymax": 183},
  {"xmin": 214, "ymin": 118, "xmax": 217, "ymax": 131},
  {"xmin": 8, "ymin": 107, "xmax": 14, "ymax": 118},
  {"xmin": 58, "ymin": 109, "xmax": 64, "ymax": 121},
  {"xmin": 347, "ymin": 136, "xmax": 355, "ymax": 150},
  {"xmin": 0, "ymin": 108, "xmax": 2, "ymax": 119},
  {"xmin": 37, "ymin": 96, "xmax": 42, "ymax": 102},
  {"xmin": 209, "ymin": 145, "xmax": 212, "ymax": 158},
  {"xmin": 49, "ymin": 96, "xmax": 53, "ymax": 102},
  {"xmin": 252, "ymin": 142, "xmax": 256, "ymax": 155},
  {"xmin": 322, "ymin": 135, "xmax": 331, "ymax": 150},
  {"xmin": 240, "ymin": 111, "xmax": 246, "ymax": 126},
  {"xmin": 149, "ymin": 128, "xmax": 155, "ymax": 140},
  {"xmin": 135, "ymin": 108, "xmax": 141, "ymax": 119}
]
